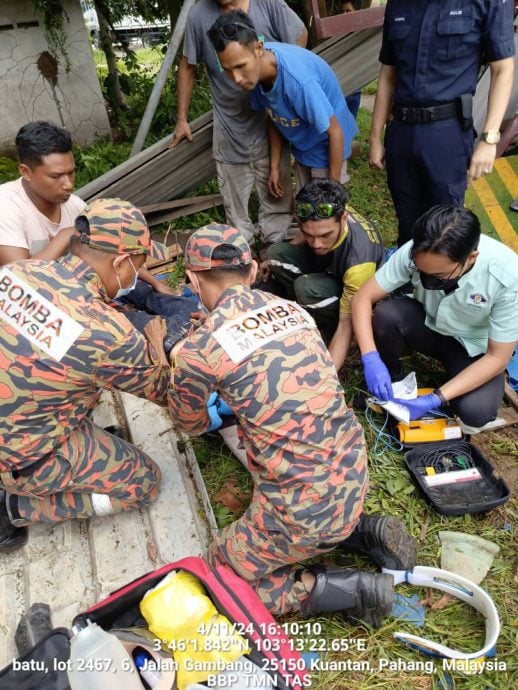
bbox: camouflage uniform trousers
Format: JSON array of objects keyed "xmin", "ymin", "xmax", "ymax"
[
  {"xmin": 0, "ymin": 418, "xmax": 161, "ymax": 526},
  {"xmin": 207, "ymin": 489, "xmax": 365, "ymax": 615}
]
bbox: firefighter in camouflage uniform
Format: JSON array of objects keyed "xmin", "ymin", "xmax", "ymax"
[
  {"xmin": 160, "ymin": 224, "xmax": 417, "ymax": 627},
  {"xmin": 0, "ymin": 199, "xmax": 170, "ymax": 552}
]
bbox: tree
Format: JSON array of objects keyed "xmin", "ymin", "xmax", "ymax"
[
  {"xmin": 93, "ymin": 1, "xmax": 125, "ymax": 109},
  {"xmin": 91, "ymin": 1, "xmax": 182, "ymax": 113},
  {"xmin": 104, "ymin": 0, "xmax": 181, "ymax": 32}
]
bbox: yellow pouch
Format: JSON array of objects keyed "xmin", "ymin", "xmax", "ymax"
[{"xmin": 140, "ymin": 571, "xmax": 249, "ymax": 690}]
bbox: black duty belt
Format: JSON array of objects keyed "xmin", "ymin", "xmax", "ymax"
[{"xmin": 393, "ymin": 101, "xmax": 458, "ymax": 124}]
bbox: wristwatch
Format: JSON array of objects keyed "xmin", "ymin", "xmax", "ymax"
[{"xmin": 480, "ymin": 131, "xmax": 500, "ymax": 144}]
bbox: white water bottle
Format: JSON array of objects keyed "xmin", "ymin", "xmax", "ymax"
[{"xmin": 67, "ymin": 621, "xmax": 143, "ymax": 690}]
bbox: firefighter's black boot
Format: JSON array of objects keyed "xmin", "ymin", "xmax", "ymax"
[
  {"xmin": 0, "ymin": 490, "xmax": 28, "ymax": 552},
  {"xmin": 300, "ymin": 565, "xmax": 393, "ymax": 628},
  {"xmin": 339, "ymin": 514, "xmax": 417, "ymax": 570}
]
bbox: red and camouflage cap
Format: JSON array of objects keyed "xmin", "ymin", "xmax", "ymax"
[
  {"xmin": 78, "ymin": 198, "xmax": 168, "ymax": 261},
  {"xmin": 185, "ymin": 223, "xmax": 252, "ymax": 271}
]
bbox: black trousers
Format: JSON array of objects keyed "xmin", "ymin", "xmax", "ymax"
[
  {"xmin": 372, "ymin": 297, "xmax": 505, "ymax": 427},
  {"xmin": 385, "ymin": 118, "xmax": 475, "ymax": 246}
]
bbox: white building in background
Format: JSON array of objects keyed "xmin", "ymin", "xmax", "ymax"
[
  {"xmin": 0, "ymin": 0, "xmax": 110, "ymax": 155},
  {"xmin": 80, "ymin": 0, "xmax": 169, "ymax": 48}
]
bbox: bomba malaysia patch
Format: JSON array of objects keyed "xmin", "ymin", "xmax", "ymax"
[
  {"xmin": 213, "ymin": 299, "xmax": 315, "ymax": 363},
  {"xmin": 0, "ymin": 267, "xmax": 84, "ymax": 361}
]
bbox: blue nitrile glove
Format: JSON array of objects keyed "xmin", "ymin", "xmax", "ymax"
[
  {"xmin": 392, "ymin": 393, "xmax": 441, "ymax": 421},
  {"xmin": 361, "ymin": 351, "xmax": 393, "ymax": 401},
  {"xmin": 207, "ymin": 392, "xmax": 222, "ymax": 432},
  {"xmin": 216, "ymin": 397, "xmax": 233, "ymax": 417}
]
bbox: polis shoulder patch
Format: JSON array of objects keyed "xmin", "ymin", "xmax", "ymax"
[{"xmin": 0, "ymin": 267, "xmax": 84, "ymax": 361}]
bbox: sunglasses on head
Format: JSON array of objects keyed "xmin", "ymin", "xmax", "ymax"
[
  {"xmin": 295, "ymin": 202, "xmax": 342, "ymax": 219},
  {"xmin": 209, "ymin": 21, "xmax": 255, "ymax": 41}
]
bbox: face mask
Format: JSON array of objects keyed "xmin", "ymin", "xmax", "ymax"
[
  {"xmin": 114, "ymin": 257, "xmax": 139, "ymax": 299},
  {"xmin": 419, "ymin": 273, "xmax": 460, "ymax": 291},
  {"xmin": 190, "ymin": 276, "xmax": 208, "ymax": 313}
]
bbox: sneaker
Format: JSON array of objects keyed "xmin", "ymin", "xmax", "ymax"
[{"xmin": 339, "ymin": 514, "xmax": 417, "ymax": 570}]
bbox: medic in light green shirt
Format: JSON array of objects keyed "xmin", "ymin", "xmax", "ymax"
[{"xmin": 351, "ymin": 204, "xmax": 518, "ymax": 432}]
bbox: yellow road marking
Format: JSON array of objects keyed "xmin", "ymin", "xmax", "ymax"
[
  {"xmin": 471, "ymin": 177, "xmax": 518, "ymax": 251},
  {"xmin": 494, "ymin": 158, "xmax": 518, "ymax": 198}
]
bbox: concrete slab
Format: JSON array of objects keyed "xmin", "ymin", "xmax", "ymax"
[{"xmin": 0, "ymin": 393, "xmax": 212, "ymax": 667}]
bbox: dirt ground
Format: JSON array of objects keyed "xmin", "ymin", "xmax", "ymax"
[{"xmin": 470, "ymin": 423, "xmax": 518, "ymax": 495}]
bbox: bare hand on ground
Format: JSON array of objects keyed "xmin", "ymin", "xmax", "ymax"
[
  {"xmin": 144, "ymin": 315, "xmax": 166, "ymax": 341},
  {"xmin": 144, "ymin": 317, "xmax": 168, "ymax": 366}
]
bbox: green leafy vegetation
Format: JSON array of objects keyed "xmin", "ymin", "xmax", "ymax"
[{"xmin": 34, "ymin": 0, "xmax": 71, "ymax": 72}]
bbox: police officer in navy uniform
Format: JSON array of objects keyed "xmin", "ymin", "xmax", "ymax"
[{"xmin": 369, "ymin": 0, "xmax": 515, "ymax": 246}]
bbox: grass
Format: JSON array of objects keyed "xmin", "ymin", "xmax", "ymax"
[
  {"xmin": 187, "ymin": 109, "xmax": 517, "ymax": 690},
  {"xmin": 348, "ymin": 108, "xmax": 398, "ymax": 246},
  {"xmin": 362, "ymin": 80, "xmax": 378, "ymax": 96}
]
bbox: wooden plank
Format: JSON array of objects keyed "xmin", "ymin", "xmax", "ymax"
[
  {"xmin": 145, "ymin": 196, "xmax": 224, "ymax": 227},
  {"xmin": 494, "ymin": 405, "xmax": 518, "ymax": 429},
  {"xmin": 319, "ymin": 7, "xmax": 385, "ymax": 39},
  {"xmin": 141, "ymin": 193, "xmax": 222, "ymax": 215}
]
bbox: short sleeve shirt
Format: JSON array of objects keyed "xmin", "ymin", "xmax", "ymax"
[
  {"xmin": 374, "ymin": 235, "xmax": 518, "ymax": 356},
  {"xmin": 379, "ymin": 0, "xmax": 515, "ymax": 105},
  {"xmin": 0, "ymin": 255, "xmax": 170, "ymax": 471},
  {"xmin": 0, "ymin": 178, "xmax": 86, "ymax": 255},
  {"xmin": 183, "ymin": 0, "xmax": 306, "ymax": 164},
  {"xmin": 330, "ymin": 206, "xmax": 384, "ymax": 314},
  {"xmin": 250, "ymin": 43, "xmax": 358, "ymax": 166}
]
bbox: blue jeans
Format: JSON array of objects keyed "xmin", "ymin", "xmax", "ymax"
[{"xmin": 119, "ymin": 280, "xmax": 199, "ymax": 352}]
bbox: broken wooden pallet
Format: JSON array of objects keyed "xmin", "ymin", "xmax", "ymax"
[{"xmin": 142, "ymin": 193, "xmax": 223, "ymax": 227}]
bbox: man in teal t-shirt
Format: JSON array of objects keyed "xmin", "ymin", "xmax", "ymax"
[{"xmin": 207, "ymin": 10, "xmax": 357, "ymax": 195}]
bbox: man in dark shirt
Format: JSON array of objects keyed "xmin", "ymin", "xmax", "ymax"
[
  {"xmin": 262, "ymin": 179, "xmax": 384, "ymax": 371},
  {"xmin": 369, "ymin": 0, "xmax": 515, "ymax": 245}
]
